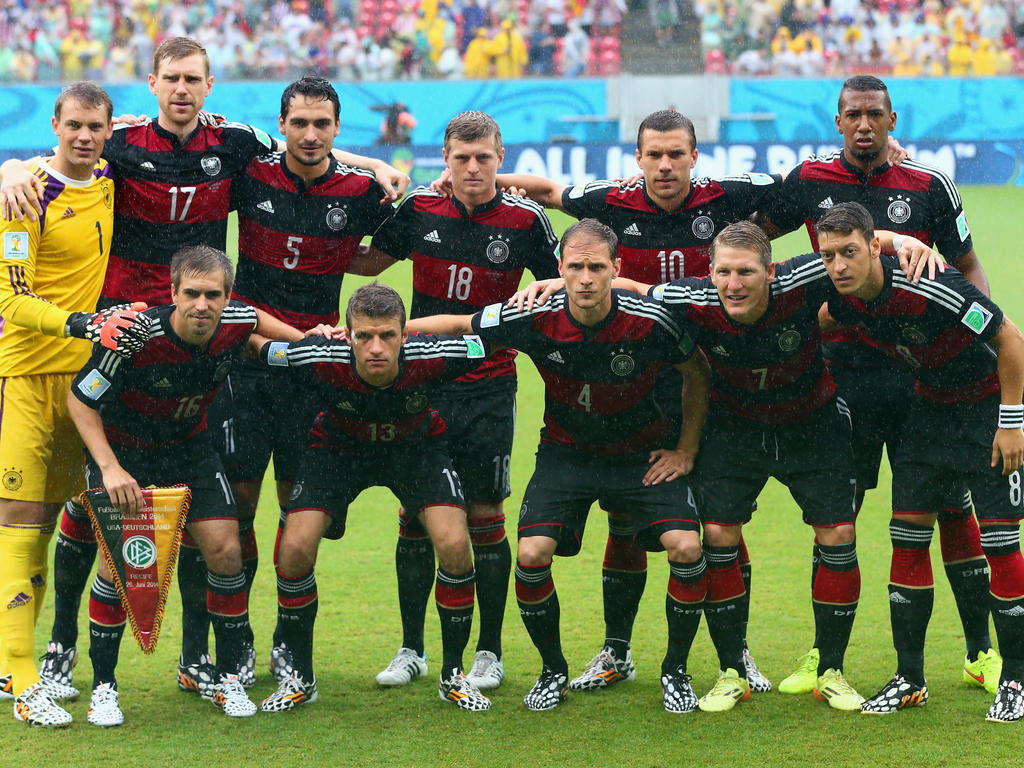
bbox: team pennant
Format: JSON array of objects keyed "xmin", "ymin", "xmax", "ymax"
[{"xmin": 81, "ymin": 486, "xmax": 191, "ymax": 654}]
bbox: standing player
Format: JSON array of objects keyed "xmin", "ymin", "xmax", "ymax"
[
  {"xmin": 67, "ymin": 245, "xmax": 312, "ymax": 726},
  {"xmin": 365, "ymin": 111, "xmax": 559, "ymax": 691},
  {"xmin": 814, "ymin": 202, "xmax": 1024, "ymax": 722},
  {"xmin": 257, "ymin": 283, "xmax": 495, "ymax": 712},
  {"xmin": 493, "ymin": 108, "xmax": 779, "ymax": 693},
  {"xmin": 0, "ymin": 38, "xmax": 410, "ymax": 696},
  {"xmin": 222, "ymin": 75, "xmax": 396, "ymax": 684},
  {"xmin": 761, "ymin": 75, "xmax": 998, "ymax": 697},
  {"xmin": 407, "ymin": 219, "xmax": 713, "ymax": 713},
  {"xmin": 0, "ymin": 82, "xmax": 148, "ymax": 727}
]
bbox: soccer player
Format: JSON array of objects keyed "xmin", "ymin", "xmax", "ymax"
[
  {"xmin": 365, "ymin": 111, "xmax": 559, "ymax": 691},
  {"xmin": 220, "ymin": 75, "xmax": 396, "ymax": 685},
  {"xmin": 492, "ymin": 108, "xmax": 779, "ymax": 693},
  {"xmin": 67, "ymin": 245, "xmax": 315, "ymax": 726},
  {"xmin": 814, "ymin": 202, "xmax": 1024, "ymax": 722},
  {"xmin": 0, "ymin": 81, "xmax": 148, "ymax": 727},
  {"xmin": 407, "ymin": 219, "xmax": 713, "ymax": 713},
  {"xmin": 0, "ymin": 38, "xmax": 410, "ymax": 695},
  {"xmin": 257, "ymin": 283, "xmax": 495, "ymax": 712},
  {"xmin": 761, "ymin": 74, "xmax": 998, "ymax": 697}
]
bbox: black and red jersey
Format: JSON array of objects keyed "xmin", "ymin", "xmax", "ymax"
[
  {"xmin": 258, "ymin": 332, "xmax": 491, "ymax": 452},
  {"xmin": 231, "ymin": 153, "xmax": 392, "ymax": 329},
  {"xmin": 651, "ymin": 253, "xmax": 835, "ymax": 424},
  {"xmin": 561, "ymin": 173, "xmax": 780, "ymax": 282},
  {"xmin": 71, "ymin": 301, "xmax": 258, "ymax": 448},
  {"xmin": 100, "ymin": 119, "xmax": 275, "ymax": 305},
  {"xmin": 371, "ymin": 187, "xmax": 559, "ymax": 386},
  {"xmin": 470, "ymin": 290, "xmax": 694, "ymax": 455},
  {"xmin": 765, "ymin": 150, "xmax": 974, "ymax": 368},
  {"xmin": 826, "ymin": 255, "xmax": 1003, "ymax": 404}
]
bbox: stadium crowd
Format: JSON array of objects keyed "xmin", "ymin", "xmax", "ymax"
[
  {"xmin": 695, "ymin": 0, "xmax": 1024, "ymax": 76},
  {"xmin": 0, "ymin": 0, "xmax": 627, "ymax": 81}
]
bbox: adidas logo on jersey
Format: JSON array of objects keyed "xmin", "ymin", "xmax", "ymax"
[
  {"xmin": 62, "ymin": 207, "xmax": 75, "ymax": 219},
  {"xmin": 710, "ymin": 345, "xmax": 729, "ymax": 357},
  {"xmin": 153, "ymin": 378, "xmax": 172, "ymax": 390},
  {"xmin": 546, "ymin": 351, "xmax": 565, "ymax": 364},
  {"xmin": 998, "ymin": 605, "xmax": 1024, "ymax": 617},
  {"xmin": 140, "ymin": 161, "xmax": 156, "ymax": 171},
  {"xmin": 623, "ymin": 223, "xmax": 642, "ymax": 236},
  {"xmin": 6, "ymin": 592, "xmax": 31, "ymax": 609},
  {"xmin": 337, "ymin": 401, "xmax": 355, "ymax": 412},
  {"xmin": 257, "ymin": 200, "xmax": 275, "ymax": 214},
  {"xmin": 423, "ymin": 230, "xmax": 441, "ymax": 243},
  {"xmin": 888, "ymin": 591, "xmax": 911, "ymax": 605},
  {"xmin": 818, "ymin": 197, "xmax": 835, "ymax": 210}
]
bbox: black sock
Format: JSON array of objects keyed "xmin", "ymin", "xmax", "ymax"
[
  {"xmin": 663, "ymin": 557, "xmax": 707, "ymax": 675},
  {"xmin": 601, "ymin": 534, "xmax": 647, "ymax": 652},
  {"xmin": 51, "ymin": 507, "xmax": 97, "ymax": 649},
  {"xmin": 515, "ymin": 562, "xmax": 566, "ymax": 674},
  {"xmin": 88, "ymin": 576, "xmax": 125, "ymax": 689},
  {"xmin": 471, "ymin": 538, "xmax": 510, "ymax": 657},
  {"xmin": 814, "ymin": 541, "xmax": 861, "ymax": 674},
  {"xmin": 436, "ymin": 568, "xmax": 475, "ymax": 673},
  {"xmin": 207, "ymin": 570, "xmax": 250, "ymax": 676},
  {"xmin": 395, "ymin": 533, "xmax": 434, "ymax": 655},
  {"xmin": 703, "ymin": 545, "xmax": 746, "ymax": 676},
  {"xmin": 178, "ymin": 543, "xmax": 210, "ymax": 662},
  {"xmin": 938, "ymin": 513, "xmax": 992, "ymax": 659},
  {"xmin": 276, "ymin": 569, "xmax": 318, "ymax": 681}
]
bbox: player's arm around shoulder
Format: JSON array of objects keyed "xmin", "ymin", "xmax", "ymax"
[
  {"xmin": 493, "ymin": 173, "xmax": 568, "ymax": 210},
  {"xmin": 406, "ymin": 314, "xmax": 476, "ymax": 336},
  {"xmin": 0, "ymin": 157, "xmax": 46, "ymax": 222},
  {"xmin": 991, "ymin": 317, "xmax": 1024, "ymax": 476}
]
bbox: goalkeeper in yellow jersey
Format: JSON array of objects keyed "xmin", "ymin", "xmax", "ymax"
[{"xmin": 0, "ymin": 81, "xmax": 148, "ymax": 728}]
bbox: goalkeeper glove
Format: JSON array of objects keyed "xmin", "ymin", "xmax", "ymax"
[{"xmin": 66, "ymin": 302, "xmax": 152, "ymax": 356}]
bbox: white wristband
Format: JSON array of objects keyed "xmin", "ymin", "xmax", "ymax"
[
  {"xmin": 998, "ymin": 404, "xmax": 1024, "ymax": 429},
  {"xmin": 892, "ymin": 235, "xmax": 906, "ymax": 252}
]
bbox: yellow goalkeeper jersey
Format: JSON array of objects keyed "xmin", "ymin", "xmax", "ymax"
[{"xmin": 0, "ymin": 159, "xmax": 114, "ymax": 376}]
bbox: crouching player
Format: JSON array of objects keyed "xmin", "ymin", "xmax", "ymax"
[
  {"xmin": 258, "ymin": 283, "xmax": 496, "ymax": 712},
  {"xmin": 66, "ymin": 246, "xmax": 310, "ymax": 725},
  {"xmin": 816, "ymin": 202, "xmax": 1024, "ymax": 722}
]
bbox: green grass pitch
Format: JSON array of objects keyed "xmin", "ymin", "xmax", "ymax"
[{"xmin": 7, "ymin": 187, "xmax": 1024, "ymax": 766}]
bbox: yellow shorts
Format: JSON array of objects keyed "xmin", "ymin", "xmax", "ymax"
[{"xmin": 0, "ymin": 373, "xmax": 85, "ymax": 503}]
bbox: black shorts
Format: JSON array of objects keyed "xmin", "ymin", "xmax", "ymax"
[
  {"xmin": 209, "ymin": 360, "xmax": 323, "ymax": 484},
  {"xmin": 517, "ymin": 442, "xmax": 700, "ymax": 557},
  {"xmin": 86, "ymin": 435, "xmax": 236, "ymax": 524},
  {"xmin": 288, "ymin": 439, "xmax": 465, "ymax": 540},
  {"xmin": 433, "ymin": 381, "xmax": 516, "ymax": 504},
  {"xmin": 694, "ymin": 399, "xmax": 856, "ymax": 528},
  {"xmin": 891, "ymin": 396, "xmax": 1024, "ymax": 522},
  {"xmin": 830, "ymin": 363, "xmax": 911, "ymax": 491}
]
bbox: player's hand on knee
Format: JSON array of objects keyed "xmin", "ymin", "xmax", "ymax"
[
  {"xmin": 0, "ymin": 162, "xmax": 44, "ymax": 222},
  {"xmin": 643, "ymin": 448, "xmax": 694, "ymax": 485},
  {"xmin": 67, "ymin": 303, "xmax": 152, "ymax": 357},
  {"xmin": 992, "ymin": 427, "xmax": 1024, "ymax": 475},
  {"xmin": 506, "ymin": 278, "xmax": 564, "ymax": 312}
]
